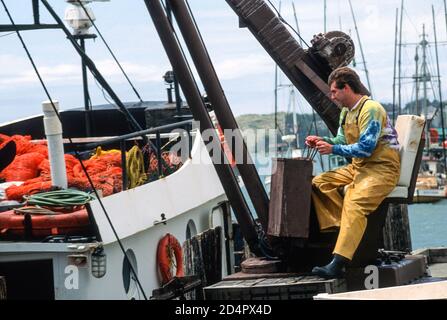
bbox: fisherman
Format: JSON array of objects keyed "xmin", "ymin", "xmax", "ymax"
[{"xmin": 305, "ymin": 67, "xmax": 400, "ymax": 279}]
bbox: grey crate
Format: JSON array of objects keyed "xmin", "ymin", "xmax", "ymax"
[{"xmin": 204, "ymin": 275, "xmax": 346, "ymax": 300}]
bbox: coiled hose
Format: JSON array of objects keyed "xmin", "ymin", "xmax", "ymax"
[{"xmin": 24, "ymin": 189, "xmax": 96, "ymax": 207}]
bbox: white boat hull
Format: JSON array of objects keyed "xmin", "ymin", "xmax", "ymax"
[{"xmin": 0, "ymin": 130, "xmax": 230, "ymax": 299}]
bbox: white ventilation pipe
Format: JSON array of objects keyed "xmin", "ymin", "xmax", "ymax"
[{"xmin": 42, "ymin": 100, "xmax": 67, "ymax": 189}]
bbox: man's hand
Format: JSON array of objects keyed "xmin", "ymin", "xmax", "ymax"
[
  {"xmin": 305, "ymin": 135, "xmax": 322, "ymax": 148},
  {"xmin": 316, "ymin": 140, "xmax": 333, "ymax": 155}
]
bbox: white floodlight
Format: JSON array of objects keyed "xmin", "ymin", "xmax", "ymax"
[{"xmin": 64, "ymin": 1, "xmax": 109, "ymax": 35}]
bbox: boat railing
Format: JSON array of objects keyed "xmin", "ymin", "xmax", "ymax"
[{"xmin": 70, "ymin": 119, "xmax": 194, "ymax": 190}]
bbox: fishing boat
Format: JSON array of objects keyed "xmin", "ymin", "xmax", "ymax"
[
  {"xmin": 413, "ymin": 138, "xmax": 447, "ymax": 203},
  {"xmin": 0, "ymin": 0, "xmax": 234, "ymax": 300},
  {"xmin": 2, "ymin": 0, "xmax": 446, "ymax": 302},
  {"xmin": 414, "ymin": 172, "xmax": 447, "ymax": 203}
]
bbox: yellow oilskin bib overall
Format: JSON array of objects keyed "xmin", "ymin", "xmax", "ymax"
[{"xmin": 311, "ymin": 97, "xmax": 400, "ymax": 260}]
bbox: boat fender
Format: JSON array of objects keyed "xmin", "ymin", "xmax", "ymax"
[{"xmin": 156, "ymin": 233, "xmax": 184, "ymax": 284}]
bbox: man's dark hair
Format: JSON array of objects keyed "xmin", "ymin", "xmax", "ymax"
[{"xmin": 328, "ymin": 67, "xmax": 371, "ymax": 96}]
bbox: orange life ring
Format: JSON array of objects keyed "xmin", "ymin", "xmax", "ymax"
[
  {"xmin": 216, "ymin": 124, "xmax": 236, "ymax": 168},
  {"xmin": 156, "ymin": 233, "xmax": 184, "ymax": 284}
]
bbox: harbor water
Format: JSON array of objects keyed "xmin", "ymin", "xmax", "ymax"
[{"xmin": 408, "ymin": 199, "xmax": 447, "ymax": 250}]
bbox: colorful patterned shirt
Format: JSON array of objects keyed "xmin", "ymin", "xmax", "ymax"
[{"xmin": 323, "ymin": 97, "xmax": 399, "ymax": 158}]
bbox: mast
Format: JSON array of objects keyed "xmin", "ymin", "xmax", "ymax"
[
  {"xmin": 273, "ymin": 0, "xmax": 282, "ymax": 135},
  {"xmin": 348, "ymin": 0, "xmax": 373, "ymax": 97},
  {"xmin": 274, "ymin": 64, "xmax": 278, "ymax": 134},
  {"xmin": 417, "ymin": 24, "xmax": 432, "ymax": 154},
  {"xmin": 79, "ymin": 37, "xmax": 93, "ymax": 137},
  {"xmin": 392, "ymin": 8, "xmax": 399, "ymax": 124},
  {"xmin": 421, "ymin": 24, "xmax": 429, "ymax": 127},
  {"xmin": 289, "ymin": 88, "xmax": 298, "ymax": 139},
  {"xmin": 444, "ymin": 0, "xmax": 447, "ymax": 37},
  {"xmin": 291, "ymin": 1, "xmax": 301, "ymax": 145},
  {"xmin": 165, "ymin": 1, "xmax": 183, "ymax": 115},
  {"xmin": 324, "ymin": 0, "xmax": 327, "ymax": 33},
  {"xmin": 432, "ymin": 5, "xmax": 447, "ymax": 173},
  {"xmin": 398, "ymin": 0, "xmax": 404, "ymax": 115},
  {"xmin": 414, "ymin": 46, "xmax": 419, "ymax": 115}
]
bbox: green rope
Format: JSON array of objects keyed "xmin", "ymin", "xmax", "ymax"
[{"xmin": 24, "ymin": 189, "xmax": 96, "ymax": 207}]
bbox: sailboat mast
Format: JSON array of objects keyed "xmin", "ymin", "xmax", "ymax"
[
  {"xmin": 432, "ymin": 5, "xmax": 447, "ymax": 173},
  {"xmin": 421, "ymin": 24, "xmax": 428, "ymax": 123},
  {"xmin": 289, "ymin": 88, "xmax": 298, "ymax": 136},
  {"xmin": 324, "ymin": 0, "xmax": 327, "ymax": 33},
  {"xmin": 419, "ymin": 24, "xmax": 432, "ymax": 154},
  {"xmin": 292, "ymin": 2, "xmax": 302, "ymax": 46},
  {"xmin": 274, "ymin": 0, "xmax": 282, "ymax": 134},
  {"xmin": 414, "ymin": 46, "xmax": 419, "ymax": 115},
  {"xmin": 398, "ymin": 0, "xmax": 404, "ymax": 115},
  {"xmin": 291, "ymin": 1, "xmax": 302, "ymax": 143},
  {"xmin": 392, "ymin": 8, "xmax": 399, "ymax": 124},
  {"xmin": 274, "ymin": 65, "xmax": 278, "ymax": 132},
  {"xmin": 348, "ymin": 0, "xmax": 373, "ymax": 97},
  {"xmin": 444, "ymin": 0, "xmax": 447, "ymax": 37}
]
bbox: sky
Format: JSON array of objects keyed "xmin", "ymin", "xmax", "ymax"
[{"xmin": 0, "ymin": 0, "xmax": 446, "ymax": 125}]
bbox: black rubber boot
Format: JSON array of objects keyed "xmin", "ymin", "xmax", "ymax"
[{"xmin": 312, "ymin": 254, "xmax": 349, "ymax": 279}]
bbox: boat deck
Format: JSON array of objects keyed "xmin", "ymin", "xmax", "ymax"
[
  {"xmin": 204, "ymin": 273, "xmax": 346, "ymax": 300},
  {"xmin": 204, "ymin": 248, "xmax": 447, "ymax": 300},
  {"xmin": 414, "ymin": 247, "xmax": 447, "ymax": 278}
]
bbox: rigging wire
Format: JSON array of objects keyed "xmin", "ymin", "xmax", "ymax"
[
  {"xmin": 427, "ymin": 48, "xmax": 439, "ymax": 101},
  {"xmin": 290, "ymin": 0, "xmax": 324, "ymax": 171},
  {"xmin": 93, "ymin": 77, "xmax": 117, "ymax": 110},
  {"xmin": 76, "ymin": 0, "xmax": 144, "ymax": 103},
  {"xmin": 0, "ymin": 0, "xmax": 148, "ymax": 300},
  {"xmin": 265, "ymin": 0, "xmax": 310, "ymax": 48},
  {"xmin": 403, "ymin": 7, "xmax": 419, "ymax": 35},
  {"xmin": 0, "ymin": 31, "xmax": 14, "ymax": 37}
]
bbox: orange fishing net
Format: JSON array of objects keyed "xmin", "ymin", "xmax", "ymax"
[
  {"xmin": 0, "ymin": 134, "xmax": 124, "ymax": 201},
  {"xmin": 147, "ymin": 151, "xmax": 182, "ymax": 181},
  {"xmin": 0, "ymin": 152, "xmax": 46, "ymax": 182}
]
